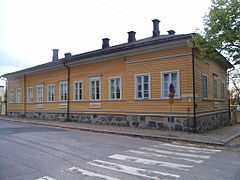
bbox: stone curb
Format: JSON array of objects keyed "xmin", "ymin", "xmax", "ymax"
[{"xmin": 0, "ymin": 117, "xmax": 230, "ymax": 146}]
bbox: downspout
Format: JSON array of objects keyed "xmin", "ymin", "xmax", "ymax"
[
  {"xmin": 5, "ymin": 80, "xmax": 8, "ymax": 116},
  {"xmin": 192, "ymin": 48, "xmax": 197, "ymax": 132},
  {"xmin": 23, "ymin": 75, "xmax": 26, "ymax": 117},
  {"xmin": 63, "ymin": 62, "xmax": 70, "ymax": 121}
]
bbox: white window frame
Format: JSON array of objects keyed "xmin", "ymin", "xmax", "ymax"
[
  {"xmin": 89, "ymin": 76, "xmax": 101, "ymax": 100},
  {"xmin": 74, "ymin": 80, "xmax": 83, "ymax": 101},
  {"xmin": 161, "ymin": 70, "xmax": 180, "ymax": 99},
  {"xmin": 109, "ymin": 76, "xmax": 122, "ymax": 100},
  {"xmin": 9, "ymin": 89, "xmax": 14, "ymax": 103},
  {"xmin": 59, "ymin": 81, "xmax": 68, "ymax": 101},
  {"xmin": 27, "ymin": 87, "xmax": 33, "ymax": 103},
  {"xmin": 16, "ymin": 88, "xmax": 22, "ymax": 103},
  {"xmin": 134, "ymin": 73, "xmax": 151, "ymax": 100},
  {"xmin": 47, "ymin": 84, "xmax": 55, "ymax": 102},
  {"xmin": 36, "ymin": 84, "xmax": 44, "ymax": 102},
  {"xmin": 221, "ymin": 81, "xmax": 225, "ymax": 100},
  {"xmin": 202, "ymin": 74, "xmax": 208, "ymax": 99},
  {"xmin": 213, "ymin": 76, "xmax": 218, "ymax": 100}
]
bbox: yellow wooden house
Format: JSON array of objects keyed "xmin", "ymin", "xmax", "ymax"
[{"xmin": 2, "ymin": 19, "xmax": 233, "ymax": 132}]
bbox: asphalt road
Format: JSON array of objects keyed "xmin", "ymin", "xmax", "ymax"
[{"xmin": 0, "ymin": 120, "xmax": 240, "ymax": 180}]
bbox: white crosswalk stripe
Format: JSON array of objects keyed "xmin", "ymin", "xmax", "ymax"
[
  {"xmin": 35, "ymin": 176, "xmax": 56, "ymax": 180},
  {"xmin": 126, "ymin": 149, "xmax": 204, "ymax": 163},
  {"xmin": 140, "ymin": 147, "xmax": 210, "ymax": 159},
  {"xmin": 66, "ymin": 167, "xmax": 121, "ymax": 180},
  {"xmin": 88, "ymin": 159, "xmax": 180, "ymax": 179},
  {"xmin": 42, "ymin": 142, "xmax": 221, "ymax": 180},
  {"xmin": 109, "ymin": 154, "xmax": 193, "ymax": 171},
  {"xmin": 154, "ymin": 143, "xmax": 221, "ymax": 154}
]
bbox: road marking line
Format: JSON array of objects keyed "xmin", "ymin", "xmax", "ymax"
[
  {"xmin": 109, "ymin": 154, "xmax": 192, "ymax": 171},
  {"xmin": 35, "ymin": 176, "xmax": 56, "ymax": 180},
  {"xmin": 127, "ymin": 150, "xmax": 203, "ymax": 163},
  {"xmin": 66, "ymin": 167, "xmax": 120, "ymax": 180},
  {"xmin": 153, "ymin": 145, "xmax": 215, "ymax": 154},
  {"xmin": 140, "ymin": 147, "xmax": 210, "ymax": 159},
  {"xmin": 160, "ymin": 143, "xmax": 221, "ymax": 152},
  {"xmin": 88, "ymin": 160, "xmax": 180, "ymax": 179}
]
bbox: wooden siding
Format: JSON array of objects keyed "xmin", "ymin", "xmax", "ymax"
[{"xmin": 7, "ymin": 44, "xmax": 229, "ymax": 116}]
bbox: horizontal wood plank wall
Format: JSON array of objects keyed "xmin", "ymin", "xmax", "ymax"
[
  {"xmin": 194, "ymin": 58, "xmax": 228, "ymax": 115},
  {"xmin": 8, "ymin": 44, "xmax": 230, "ymax": 118}
]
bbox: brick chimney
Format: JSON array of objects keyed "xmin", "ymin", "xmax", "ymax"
[
  {"xmin": 64, "ymin": 52, "xmax": 71, "ymax": 60},
  {"xmin": 128, "ymin": 31, "xmax": 136, "ymax": 43},
  {"xmin": 152, "ymin": 19, "xmax": 160, "ymax": 37},
  {"xmin": 102, "ymin": 38, "xmax": 110, "ymax": 49},
  {"xmin": 52, "ymin": 49, "xmax": 59, "ymax": 61},
  {"xmin": 167, "ymin": 30, "xmax": 176, "ymax": 35}
]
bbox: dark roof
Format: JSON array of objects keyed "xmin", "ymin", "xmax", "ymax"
[
  {"xmin": 2, "ymin": 34, "xmax": 193, "ymax": 77},
  {"xmin": 2, "ymin": 33, "xmax": 233, "ymax": 77}
]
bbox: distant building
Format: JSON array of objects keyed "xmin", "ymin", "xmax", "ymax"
[
  {"xmin": 0, "ymin": 86, "xmax": 4, "ymax": 102},
  {"xmin": 1, "ymin": 19, "xmax": 233, "ymax": 132}
]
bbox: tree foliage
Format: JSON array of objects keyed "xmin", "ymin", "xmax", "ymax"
[{"xmin": 192, "ymin": 0, "xmax": 240, "ymax": 64}]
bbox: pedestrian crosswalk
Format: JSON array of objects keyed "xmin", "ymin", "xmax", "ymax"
[{"xmin": 35, "ymin": 142, "xmax": 221, "ymax": 180}]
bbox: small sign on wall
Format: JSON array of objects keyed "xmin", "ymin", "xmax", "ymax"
[
  {"xmin": 59, "ymin": 103, "xmax": 67, "ymax": 109},
  {"xmin": 89, "ymin": 103, "xmax": 101, "ymax": 109},
  {"xmin": 36, "ymin": 104, "xmax": 43, "ymax": 109}
]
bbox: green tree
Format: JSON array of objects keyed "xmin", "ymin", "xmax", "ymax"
[{"xmin": 192, "ymin": 0, "xmax": 240, "ymax": 64}]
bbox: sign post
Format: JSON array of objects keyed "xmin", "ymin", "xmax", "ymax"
[{"xmin": 169, "ymin": 83, "xmax": 175, "ymax": 131}]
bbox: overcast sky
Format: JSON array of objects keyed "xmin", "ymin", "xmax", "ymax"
[{"xmin": 0, "ymin": 0, "xmax": 212, "ymax": 86}]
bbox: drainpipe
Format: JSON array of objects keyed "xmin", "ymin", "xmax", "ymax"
[
  {"xmin": 192, "ymin": 48, "xmax": 197, "ymax": 132},
  {"xmin": 23, "ymin": 75, "xmax": 26, "ymax": 117},
  {"xmin": 63, "ymin": 62, "xmax": 70, "ymax": 121}
]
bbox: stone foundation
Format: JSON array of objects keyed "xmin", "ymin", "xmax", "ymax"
[{"xmin": 7, "ymin": 111, "xmax": 230, "ymax": 132}]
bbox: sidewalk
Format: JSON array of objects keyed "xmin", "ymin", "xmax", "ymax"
[{"xmin": 1, "ymin": 116, "xmax": 240, "ymax": 146}]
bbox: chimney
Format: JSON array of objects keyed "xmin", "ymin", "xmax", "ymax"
[
  {"xmin": 128, "ymin": 31, "xmax": 136, "ymax": 43},
  {"xmin": 64, "ymin": 52, "xmax": 71, "ymax": 60},
  {"xmin": 102, "ymin": 38, "xmax": 110, "ymax": 49},
  {"xmin": 167, "ymin": 30, "xmax": 176, "ymax": 35},
  {"xmin": 152, "ymin": 19, "xmax": 160, "ymax": 37},
  {"xmin": 52, "ymin": 49, "xmax": 59, "ymax": 61}
]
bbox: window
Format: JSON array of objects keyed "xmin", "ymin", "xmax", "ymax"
[
  {"xmin": 221, "ymin": 82, "xmax": 225, "ymax": 99},
  {"xmin": 9, "ymin": 89, "xmax": 14, "ymax": 103},
  {"xmin": 59, "ymin": 81, "xmax": 68, "ymax": 101},
  {"xmin": 162, "ymin": 70, "xmax": 180, "ymax": 98},
  {"xmin": 74, "ymin": 81, "xmax": 83, "ymax": 100},
  {"xmin": 37, "ymin": 84, "xmax": 43, "ymax": 102},
  {"xmin": 109, "ymin": 77, "xmax": 122, "ymax": 100},
  {"xmin": 213, "ymin": 77, "xmax": 218, "ymax": 100},
  {"xmin": 202, "ymin": 75, "xmax": 208, "ymax": 99},
  {"xmin": 27, "ymin": 87, "xmax": 33, "ymax": 102},
  {"xmin": 47, "ymin": 84, "xmax": 55, "ymax": 102},
  {"xmin": 90, "ymin": 76, "xmax": 101, "ymax": 100},
  {"xmin": 135, "ymin": 74, "xmax": 150, "ymax": 99},
  {"xmin": 16, "ymin": 88, "xmax": 22, "ymax": 103}
]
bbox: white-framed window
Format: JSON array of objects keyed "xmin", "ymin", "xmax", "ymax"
[
  {"xmin": 9, "ymin": 89, "xmax": 14, "ymax": 103},
  {"xmin": 16, "ymin": 88, "xmax": 22, "ymax": 103},
  {"xmin": 47, "ymin": 84, "xmax": 55, "ymax": 102},
  {"xmin": 202, "ymin": 74, "xmax": 208, "ymax": 99},
  {"xmin": 161, "ymin": 70, "xmax": 180, "ymax": 98},
  {"xmin": 109, "ymin": 77, "xmax": 122, "ymax": 100},
  {"xmin": 59, "ymin": 81, "xmax": 68, "ymax": 101},
  {"xmin": 135, "ymin": 73, "xmax": 150, "ymax": 99},
  {"xmin": 213, "ymin": 76, "xmax": 218, "ymax": 100},
  {"xmin": 37, "ymin": 84, "xmax": 43, "ymax": 102},
  {"xmin": 74, "ymin": 81, "xmax": 83, "ymax": 100},
  {"xmin": 221, "ymin": 81, "xmax": 225, "ymax": 100},
  {"xmin": 90, "ymin": 76, "xmax": 101, "ymax": 100},
  {"xmin": 27, "ymin": 87, "xmax": 33, "ymax": 102}
]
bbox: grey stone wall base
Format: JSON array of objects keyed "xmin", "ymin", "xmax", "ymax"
[{"xmin": 7, "ymin": 111, "xmax": 230, "ymax": 132}]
